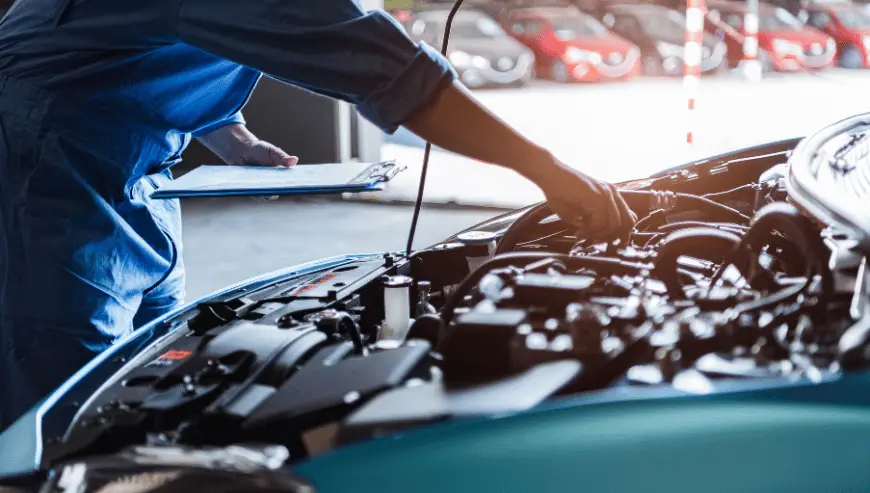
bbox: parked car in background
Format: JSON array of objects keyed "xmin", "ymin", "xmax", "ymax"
[
  {"xmin": 802, "ymin": 0, "xmax": 870, "ymax": 68},
  {"xmin": 400, "ymin": 9, "xmax": 535, "ymax": 88},
  {"xmin": 704, "ymin": 10, "xmax": 748, "ymax": 68},
  {"xmin": 504, "ymin": 6, "xmax": 641, "ymax": 82},
  {"xmin": 595, "ymin": 3, "xmax": 728, "ymax": 76},
  {"xmin": 708, "ymin": 0, "xmax": 837, "ymax": 71}
]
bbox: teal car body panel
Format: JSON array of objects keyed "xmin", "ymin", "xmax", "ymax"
[{"xmin": 296, "ymin": 372, "xmax": 870, "ymax": 492}]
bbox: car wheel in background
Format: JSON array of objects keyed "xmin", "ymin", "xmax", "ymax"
[
  {"xmin": 550, "ymin": 60, "xmax": 571, "ymax": 83},
  {"xmin": 642, "ymin": 56, "xmax": 663, "ymax": 76},
  {"xmin": 838, "ymin": 45, "xmax": 864, "ymax": 69}
]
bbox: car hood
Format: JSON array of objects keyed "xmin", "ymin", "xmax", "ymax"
[
  {"xmin": 14, "ymin": 108, "xmax": 870, "ymax": 493},
  {"xmin": 448, "ymin": 36, "xmax": 530, "ymax": 57}
]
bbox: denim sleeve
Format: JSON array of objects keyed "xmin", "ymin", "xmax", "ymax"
[
  {"xmin": 175, "ymin": 0, "xmax": 457, "ymax": 133},
  {"xmin": 192, "ymin": 111, "xmax": 246, "ymax": 138}
]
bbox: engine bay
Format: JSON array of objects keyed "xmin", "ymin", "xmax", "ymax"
[{"xmin": 15, "ymin": 127, "xmax": 870, "ymax": 489}]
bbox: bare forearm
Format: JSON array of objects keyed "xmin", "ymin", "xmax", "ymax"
[
  {"xmin": 402, "ymin": 81, "xmax": 558, "ymax": 182},
  {"xmin": 196, "ymin": 123, "xmax": 259, "ymax": 165}
]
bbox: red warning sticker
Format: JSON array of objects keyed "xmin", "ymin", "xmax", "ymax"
[
  {"xmin": 160, "ymin": 350, "xmax": 193, "ymax": 361},
  {"xmin": 291, "ymin": 273, "xmax": 337, "ymax": 296},
  {"xmin": 146, "ymin": 349, "xmax": 192, "ymax": 367}
]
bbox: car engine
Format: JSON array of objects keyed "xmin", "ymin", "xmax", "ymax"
[{"xmin": 12, "ymin": 119, "xmax": 870, "ymax": 492}]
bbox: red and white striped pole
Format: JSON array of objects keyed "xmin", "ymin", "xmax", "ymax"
[
  {"xmin": 740, "ymin": 0, "xmax": 763, "ymax": 80},
  {"xmin": 684, "ymin": 0, "xmax": 706, "ymax": 147}
]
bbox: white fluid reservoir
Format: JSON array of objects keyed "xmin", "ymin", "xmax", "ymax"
[
  {"xmin": 380, "ymin": 275, "xmax": 413, "ymax": 343},
  {"xmin": 456, "ymin": 231, "xmax": 498, "ymax": 272}
]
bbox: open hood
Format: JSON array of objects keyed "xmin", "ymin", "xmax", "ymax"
[{"xmin": 6, "ymin": 109, "xmax": 870, "ymax": 493}]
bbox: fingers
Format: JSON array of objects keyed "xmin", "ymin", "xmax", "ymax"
[
  {"xmin": 608, "ymin": 184, "xmax": 637, "ymax": 240},
  {"xmin": 267, "ymin": 144, "xmax": 298, "ymax": 167},
  {"xmin": 566, "ymin": 185, "xmax": 637, "ymax": 244}
]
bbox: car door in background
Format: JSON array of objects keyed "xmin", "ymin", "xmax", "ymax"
[{"xmin": 508, "ymin": 16, "xmax": 552, "ymax": 75}]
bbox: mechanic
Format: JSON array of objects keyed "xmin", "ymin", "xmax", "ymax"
[{"xmin": 0, "ymin": 0, "xmax": 636, "ymax": 430}]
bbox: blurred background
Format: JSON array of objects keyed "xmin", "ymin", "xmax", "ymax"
[{"xmin": 161, "ymin": 0, "xmax": 870, "ymax": 299}]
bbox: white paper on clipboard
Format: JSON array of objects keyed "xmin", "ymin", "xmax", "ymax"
[{"xmin": 151, "ymin": 161, "xmax": 405, "ymax": 199}]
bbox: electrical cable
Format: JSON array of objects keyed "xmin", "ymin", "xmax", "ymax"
[
  {"xmin": 702, "ymin": 184, "xmax": 757, "ymax": 200},
  {"xmin": 514, "ymin": 229, "xmax": 570, "ymax": 249},
  {"xmin": 494, "ymin": 202, "xmax": 553, "ymax": 255},
  {"xmin": 655, "ymin": 221, "xmax": 750, "ymax": 233},
  {"xmin": 405, "ymin": 0, "xmax": 465, "ymax": 257}
]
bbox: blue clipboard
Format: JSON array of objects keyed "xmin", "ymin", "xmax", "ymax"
[{"xmin": 151, "ymin": 161, "xmax": 406, "ymax": 199}]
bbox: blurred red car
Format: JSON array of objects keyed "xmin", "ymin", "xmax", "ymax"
[
  {"xmin": 803, "ymin": 1, "xmax": 870, "ymax": 68},
  {"xmin": 505, "ymin": 6, "xmax": 641, "ymax": 82},
  {"xmin": 708, "ymin": 0, "xmax": 837, "ymax": 71},
  {"xmin": 704, "ymin": 11, "xmax": 747, "ymax": 67}
]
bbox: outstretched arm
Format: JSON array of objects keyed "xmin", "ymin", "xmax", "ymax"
[
  {"xmin": 402, "ymin": 80, "xmax": 635, "ymax": 237},
  {"xmin": 176, "ymin": 0, "xmax": 634, "ymax": 236}
]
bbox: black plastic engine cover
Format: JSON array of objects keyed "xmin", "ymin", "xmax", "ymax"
[{"xmin": 243, "ymin": 340, "xmax": 432, "ymax": 430}]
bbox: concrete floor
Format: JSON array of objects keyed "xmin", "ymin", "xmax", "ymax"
[{"xmin": 181, "ymin": 196, "xmax": 501, "ymax": 299}]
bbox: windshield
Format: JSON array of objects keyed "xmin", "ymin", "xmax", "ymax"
[
  {"xmin": 450, "ymin": 16, "xmax": 509, "ymax": 38},
  {"xmin": 640, "ymin": 8, "xmax": 687, "ymax": 38},
  {"xmin": 549, "ymin": 14, "xmax": 609, "ymax": 39},
  {"xmin": 836, "ymin": 8, "xmax": 870, "ymax": 28},
  {"xmin": 759, "ymin": 8, "xmax": 805, "ymax": 30}
]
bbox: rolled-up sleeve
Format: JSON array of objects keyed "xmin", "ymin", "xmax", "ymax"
[
  {"xmin": 192, "ymin": 110, "xmax": 246, "ymax": 137},
  {"xmin": 175, "ymin": 0, "xmax": 457, "ymax": 133}
]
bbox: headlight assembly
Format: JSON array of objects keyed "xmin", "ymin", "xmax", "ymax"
[{"xmin": 564, "ymin": 47, "xmax": 602, "ymax": 64}]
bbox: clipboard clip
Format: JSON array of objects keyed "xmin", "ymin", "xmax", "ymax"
[{"xmin": 367, "ymin": 160, "xmax": 407, "ymax": 184}]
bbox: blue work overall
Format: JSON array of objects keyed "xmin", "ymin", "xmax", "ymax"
[{"xmin": 0, "ymin": 0, "xmax": 454, "ymax": 430}]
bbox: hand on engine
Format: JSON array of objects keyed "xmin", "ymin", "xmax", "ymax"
[{"xmin": 532, "ymin": 162, "xmax": 637, "ymax": 242}]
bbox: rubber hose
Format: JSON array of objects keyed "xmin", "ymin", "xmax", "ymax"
[
  {"xmin": 656, "ymin": 221, "xmax": 750, "ymax": 233},
  {"xmin": 621, "ymin": 191, "xmax": 751, "ymax": 223},
  {"xmin": 653, "ymin": 227, "xmax": 743, "ymax": 299},
  {"xmin": 495, "ymin": 202, "xmax": 554, "ymax": 255},
  {"xmin": 737, "ymin": 202, "xmax": 831, "ymax": 292}
]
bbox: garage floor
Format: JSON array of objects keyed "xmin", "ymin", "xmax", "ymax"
[{"xmin": 181, "ymin": 196, "xmax": 501, "ymax": 299}]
